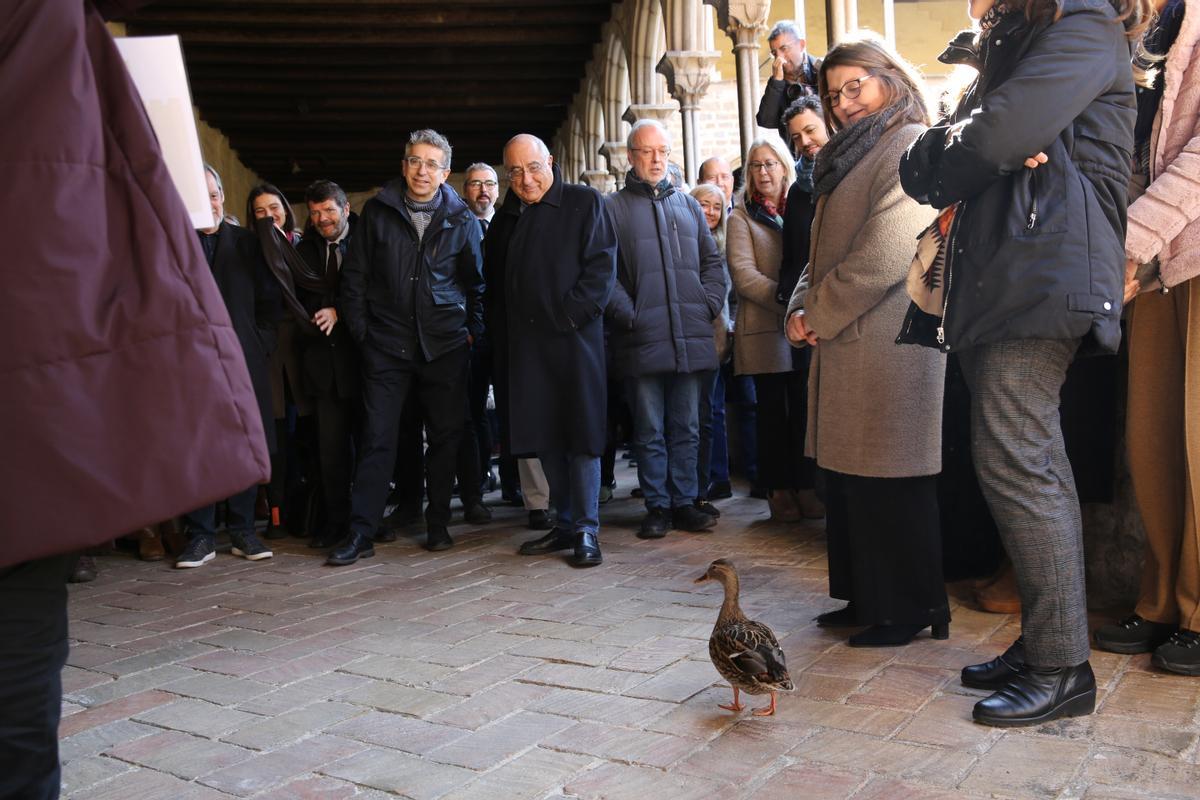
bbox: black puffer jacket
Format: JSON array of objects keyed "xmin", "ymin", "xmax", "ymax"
[
  {"xmin": 340, "ymin": 180, "xmax": 484, "ymax": 361},
  {"xmin": 898, "ymin": 0, "xmax": 1135, "ymax": 354},
  {"xmin": 604, "ymin": 176, "xmax": 727, "ymax": 377}
]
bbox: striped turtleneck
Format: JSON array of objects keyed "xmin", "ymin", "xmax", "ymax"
[{"xmin": 405, "ymin": 192, "xmax": 442, "ymax": 242}]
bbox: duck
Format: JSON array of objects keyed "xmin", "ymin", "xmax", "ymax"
[{"xmin": 694, "ymin": 558, "xmax": 793, "ymax": 716}]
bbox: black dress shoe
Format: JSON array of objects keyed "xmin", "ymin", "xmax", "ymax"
[
  {"xmin": 706, "ymin": 480, "xmax": 733, "ymax": 500},
  {"xmin": 973, "ymin": 661, "xmax": 1096, "ymax": 727},
  {"xmin": 326, "ymin": 532, "xmax": 375, "ymax": 566},
  {"xmin": 672, "ymin": 504, "xmax": 717, "ymax": 532},
  {"xmin": 374, "ymin": 526, "xmax": 398, "ymax": 543},
  {"xmin": 848, "ymin": 622, "xmax": 949, "ymax": 648},
  {"xmin": 518, "ymin": 528, "xmax": 574, "ymax": 555},
  {"xmin": 527, "ymin": 509, "xmax": 553, "ymax": 530},
  {"xmin": 694, "ymin": 499, "xmax": 721, "ymax": 518},
  {"xmin": 638, "ymin": 507, "xmax": 670, "ymax": 539},
  {"xmin": 424, "ymin": 525, "xmax": 453, "ymax": 552},
  {"xmin": 1094, "ymin": 614, "xmax": 1176, "ymax": 654},
  {"xmin": 569, "ymin": 530, "xmax": 603, "ymax": 567},
  {"xmin": 962, "ymin": 636, "xmax": 1025, "ymax": 690},
  {"xmin": 815, "ymin": 603, "xmax": 858, "ymax": 627}
]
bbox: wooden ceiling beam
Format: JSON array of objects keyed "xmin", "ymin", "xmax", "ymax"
[
  {"xmin": 129, "ymin": 7, "xmax": 610, "ymax": 27},
  {"xmin": 178, "ymin": 45, "xmax": 584, "ymax": 65},
  {"xmin": 132, "ymin": 26, "xmax": 600, "ymax": 47},
  {"xmin": 189, "ymin": 79, "xmax": 578, "ymax": 98},
  {"xmin": 180, "ymin": 64, "xmax": 573, "ymax": 81},
  {"xmin": 124, "ymin": 0, "xmax": 608, "ymax": 11}
]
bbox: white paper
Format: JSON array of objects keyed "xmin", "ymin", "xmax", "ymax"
[{"xmin": 114, "ymin": 36, "xmax": 212, "ymax": 229}]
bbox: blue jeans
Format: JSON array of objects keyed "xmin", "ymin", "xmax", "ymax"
[
  {"xmin": 723, "ymin": 365, "xmax": 759, "ymax": 483},
  {"xmin": 183, "ymin": 484, "xmax": 258, "ymax": 540},
  {"xmin": 539, "ymin": 452, "xmax": 601, "ymax": 535},
  {"xmin": 629, "ymin": 371, "xmax": 704, "ymax": 509}
]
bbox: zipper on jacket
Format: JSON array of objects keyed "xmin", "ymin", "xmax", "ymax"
[
  {"xmin": 671, "ymin": 219, "xmax": 683, "ymax": 260},
  {"xmin": 936, "ymin": 208, "xmax": 964, "ymax": 350},
  {"xmin": 1026, "ymin": 170, "xmax": 1039, "ymax": 231}
]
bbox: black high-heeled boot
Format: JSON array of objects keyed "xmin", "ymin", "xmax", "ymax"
[
  {"xmin": 972, "ymin": 661, "xmax": 1095, "ymax": 727},
  {"xmin": 847, "ymin": 622, "xmax": 949, "ymax": 647}
]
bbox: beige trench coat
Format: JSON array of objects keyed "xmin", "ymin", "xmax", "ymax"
[{"xmin": 787, "ymin": 120, "xmax": 944, "ymax": 478}]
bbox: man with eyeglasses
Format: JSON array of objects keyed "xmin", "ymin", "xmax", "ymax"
[
  {"xmin": 487, "ymin": 134, "xmax": 616, "ymax": 567},
  {"xmin": 462, "ymin": 164, "xmax": 499, "ymax": 235},
  {"xmin": 605, "ymin": 119, "xmax": 728, "ymax": 540},
  {"xmin": 757, "ymin": 19, "xmax": 821, "ymax": 145},
  {"xmin": 450, "ymin": 163, "xmax": 501, "ymax": 524},
  {"xmin": 337, "ymin": 129, "xmax": 485, "ymax": 560}
]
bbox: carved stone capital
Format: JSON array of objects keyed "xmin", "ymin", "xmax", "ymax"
[
  {"xmin": 656, "ymin": 51, "xmax": 721, "ymax": 110},
  {"xmin": 580, "ymin": 169, "xmax": 613, "ymax": 192},
  {"xmin": 703, "ymin": 0, "xmax": 771, "ymax": 41},
  {"xmin": 599, "ymin": 141, "xmax": 631, "ymax": 183},
  {"xmin": 621, "ymin": 103, "xmax": 678, "ymax": 126}
]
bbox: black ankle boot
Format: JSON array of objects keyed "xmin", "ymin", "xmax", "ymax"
[
  {"xmin": 848, "ymin": 622, "xmax": 949, "ymax": 648},
  {"xmin": 962, "ymin": 636, "xmax": 1025, "ymax": 690},
  {"xmin": 972, "ymin": 661, "xmax": 1095, "ymax": 727}
]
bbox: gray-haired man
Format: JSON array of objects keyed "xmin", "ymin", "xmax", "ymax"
[
  {"xmin": 337, "ymin": 129, "xmax": 485, "ymax": 561},
  {"xmin": 756, "ymin": 19, "xmax": 821, "ymax": 142}
]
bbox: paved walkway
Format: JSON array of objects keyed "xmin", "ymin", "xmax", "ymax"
[{"xmin": 62, "ymin": 470, "xmax": 1200, "ymax": 799}]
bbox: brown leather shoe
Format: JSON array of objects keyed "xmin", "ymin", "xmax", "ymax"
[
  {"xmin": 976, "ymin": 562, "xmax": 1021, "ymax": 614},
  {"xmin": 138, "ymin": 527, "xmax": 166, "ymax": 561},
  {"xmin": 767, "ymin": 490, "xmax": 802, "ymax": 523}
]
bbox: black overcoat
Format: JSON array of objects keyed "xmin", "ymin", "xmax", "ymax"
[
  {"xmin": 295, "ymin": 217, "xmax": 361, "ymax": 400},
  {"xmin": 206, "ymin": 222, "xmax": 280, "ymax": 454},
  {"xmin": 494, "ymin": 168, "xmax": 617, "ymax": 456}
]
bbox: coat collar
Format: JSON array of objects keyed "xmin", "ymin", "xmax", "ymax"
[
  {"xmin": 498, "ymin": 163, "xmax": 566, "ymax": 216},
  {"xmin": 374, "ymin": 179, "xmax": 469, "ymax": 226},
  {"xmin": 622, "ymin": 171, "xmax": 675, "ymax": 200}
]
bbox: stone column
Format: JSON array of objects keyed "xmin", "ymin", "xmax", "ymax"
[
  {"xmin": 657, "ymin": 52, "xmax": 719, "ymax": 184},
  {"xmin": 580, "ymin": 169, "xmax": 612, "ymax": 193},
  {"xmin": 600, "ymin": 141, "xmax": 631, "ymax": 188},
  {"xmin": 705, "ymin": 0, "xmax": 771, "ymax": 159}
]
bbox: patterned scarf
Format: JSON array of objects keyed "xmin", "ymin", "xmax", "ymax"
[
  {"xmin": 812, "ymin": 104, "xmax": 900, "ymax": 197},
  {"xmin": 751, "ymin": 189, "xmax": 787, "ymax": 226}
]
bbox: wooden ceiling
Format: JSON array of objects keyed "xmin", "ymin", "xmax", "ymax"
[{"xmin": 120, "ymin": 0, "xmax": 618, "ymax": 195}]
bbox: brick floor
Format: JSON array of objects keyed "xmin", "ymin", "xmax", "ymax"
[{"xmin": 61, "ymin": 469, "xmax": 1200, "ymax": 799}]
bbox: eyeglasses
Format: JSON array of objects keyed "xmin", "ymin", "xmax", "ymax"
[
  {"xmin": 826, "ymin": 75, "xmax": 875, "ymax": 107},
  {"xmin": 505, "ymin": 162, "xmax": 547, "ymax": 181},
  {"xmin": 404, "ymin": 156, "xmax": 446, "ymax": 172},
  {"xmin": 630, "ymin": 146, "xmax": 671, "ymax": 159},
  {"xmin": 465, "ymin": 179, "xmax": 498, "ymax": 189},
  {"xmin": 747, "ymin": 160, "xmax": 782, "ymax": 173}
]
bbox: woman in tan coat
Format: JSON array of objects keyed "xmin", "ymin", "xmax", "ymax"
[
  {"xmin": 785, "ymin": 34, "xmax": 948, "ymax": 647},
  {"xmin": 728, "ymin": 139, "xmax": 822, "ymax": 523},
  {"xmin": 1095, "ymin": 0, "xmax": 1200, "ymax": 676}
]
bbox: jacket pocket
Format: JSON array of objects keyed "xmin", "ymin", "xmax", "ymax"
[{"xmin": 430, "ymin": 284, "xmax": 465, "ymax": 307}]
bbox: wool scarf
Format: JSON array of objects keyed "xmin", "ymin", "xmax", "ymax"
[{"xmin": 812, "ymin": 104, "xmax": 900, "ymax": 197}]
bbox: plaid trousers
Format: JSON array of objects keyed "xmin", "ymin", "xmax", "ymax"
[{"xmin": 958, "ymin": 337, "xmax": 1090, "ymax": 667}]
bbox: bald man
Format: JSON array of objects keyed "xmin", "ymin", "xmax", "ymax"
[{"xmin": 485, "ymin": 134, "xmax": 617, "ymax": 567}]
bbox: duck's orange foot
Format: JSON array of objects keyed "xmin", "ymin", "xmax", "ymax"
[
  {"xmin": 718, "ymin": 702, "xmax": 745, "ymax": 713},
  {"xmin": 751, "ymin": 692, "xmax": 778, "ymax": 716}
]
